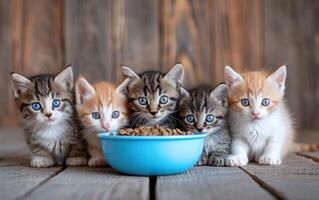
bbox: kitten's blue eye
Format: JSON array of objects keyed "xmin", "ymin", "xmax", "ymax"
[
  {"xmin": 159, "ymin": 95, "xmax": 169, "ymax": 104},
  {"xmin": 205, "ymin": 114, "xmax": 215, "ymax": 123},
  {"xmin": 112, "ymin": 111, "xmax": 120, "ymax": 118},
  {"xmin": 31, "ymin": 102, "xmax": 41, "ymax": 111},
  {"xmin": 91, "ymin": 112, "xmax": 100, "ymax": 119},
  {"xmin": 52, "ymin": 99, "xmax": 61, "ymax": 108},
  {"xmin": 261, "ymin": 98, "xmax": 270, "ymax": 106},
  {"xmin": 241, "ymin": 98, "xmax": 250, "ymax": 107},
  {"xmin": 138, "ymin": 97, "xmax": 148, "ymax": 106},
  {"xmin": 186, "ymin": 115, "xmax": 195, "ymax": 123}
]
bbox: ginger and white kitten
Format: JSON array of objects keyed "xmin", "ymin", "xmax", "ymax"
[
  {"xmin": 224, "ymin": 65, "xmax": 294, "ymax": 166},
  {"xmin": 76, "ymin": 77, "xmax": 129, "ymax": 167}
]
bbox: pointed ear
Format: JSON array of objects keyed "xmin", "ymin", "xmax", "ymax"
[
  {"xmin": 224, "ymin": 66, "xmax": 243, "ymax": 88},
  {"xmin": 10, "ymin": 72, "xmax": 32, "ymax": 98},
  {"xmin": 54, "ymin": 66, "xmax": 73, "ymax": 91},
  {"xmin": 164, "ymin": 63, "xmax": 184, "ymax": 86},
  {"xmin": 75, "ymin": 77, "xmax": 95, "ymax": 104},
  {"xmin": 115, "ymin": 78, "xmax": 130, "ymax": 98},
  {"xmin": 210, "ymin": 83, "xmax": 228, "ymax": 107},
  {"xmin": 180, "ymin": 87, "xmax": 189, "ymax": 97},
  {"xmin": 267, "ymin": 65, "xmax": 286, "ymax": 93},
  {"xmin": 121, "ymin": 66, "xmax": 140, "ymax": 79}
]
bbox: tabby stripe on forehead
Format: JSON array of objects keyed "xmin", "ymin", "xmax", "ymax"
[
  {"xmin": 203, "ymin": 99, "xmax": 208, "ymax": 112},
  {"xmin": 156, "ymin": 74, "xmax": 162, "ymax": 94},
  {"xmin": 143, "ymin": 85, "xmax": 148, "ymax": 96},
  {"xmin": 47, "ymin": 80, "xmax": 52, "ymax": 96},
  {"xmin": 34, "ymin": 80, "xmax": 40, "ymax": 100}
]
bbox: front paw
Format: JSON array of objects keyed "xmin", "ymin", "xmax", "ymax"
[
  {"xmin": 258, "ymin": 155, "xmax": 281, "ymax": 165},
  {"xmin": 225, "ymin": 155, "xmax": 248, "ymax": 167},
  {"xmin": 197, "ymin": 156, "xmax": 208, "ymax": 166},
  {"xmin": 208, "ymin": 157, "xmax": 226, "ymax": 167},
  {"xmin": 66, "ymin": 157, "xmax": 88, "ymax": 166},
  {"xmin": 31, "ymin": 156, "xmax": 54, "ymax": 168},
  {"xmin": 88, "ymin": 157, "xmax": 106, "ymax": 167}
]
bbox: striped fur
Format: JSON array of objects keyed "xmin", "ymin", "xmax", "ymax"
[
  {"xmin": 179, "ymin": 84, "xmax": 231, "ymax": 166},
  {"xmin": 11, "ymin": 67, "xmax": 87, "ymax": 167},
  {"xmin": 121, "ymin": 64, "xmax": 185, "ymax": 128}
]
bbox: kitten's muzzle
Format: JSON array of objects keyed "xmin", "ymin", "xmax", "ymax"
[
  {"xmin": 102, "ymin": 123, "xmax": 110, "ymax": 131},
  {"xmin": 251, "ymin": 112, "xmax": 261, "ymax": 119},
  {"xmin": 150, "ymin": 111, "xmax": 157, "ymax": 116},
  {"xmin": 44, "ymin": 112, "xmax": 52, "ymax": 118},
  {"xmin": 197, "ymin": 128, "xmax": 204, "ymax": 132}
]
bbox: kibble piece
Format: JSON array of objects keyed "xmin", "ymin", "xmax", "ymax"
[{"xmin": 118, "ymin": 126, "xmax": 194, "ymax": 136}]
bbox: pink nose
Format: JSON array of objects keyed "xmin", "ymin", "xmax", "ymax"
[
  {"xmin": 251, "ymin": 112, "xmax": 260, "ymax": 118},
  {"xmin": 103, "ymin": 123, "xmax": 110, "ymax": 130}
]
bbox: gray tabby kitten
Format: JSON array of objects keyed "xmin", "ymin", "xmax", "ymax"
[
  {"xmin": 121, "ymin": 64, "xmax": 186, "ymax": 128},
  {"xmin": 10, "ymin": 67, "xmax": 87, "ymax": 167},
  {"xmin": 179, "ymin": 84, "xmax": 231, "ymax": 166}
]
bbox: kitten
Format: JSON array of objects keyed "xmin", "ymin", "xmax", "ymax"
[
  {"xmin": 224, "ymin": 65, "xmax": 294, "ymax": 166},
  {"xmin": 75, "ymin": 77, "xmax": 129, "ymax": 167},
  {"xmin": 121, "ymin": 64, "xmax": 186, "ymax": 128},
  {"xmin": 11, "ymin": 67, "xmax": 87, "ymax": 167},
  {"xmin": 179, "ymin": 84, "xmax": 231, "ymax": 166}
]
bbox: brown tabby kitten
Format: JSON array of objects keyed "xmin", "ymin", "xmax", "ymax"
[
  {"xmin": 121, "ymin": 64, "xmax": 187, "ymax": 128},
  {"xmin": 11, "ymin": 67, "xmax": 87, "ymax": 167},
  {"xmin": 179, "ymin": 84, "xmax": 231, "ymax": 166}
]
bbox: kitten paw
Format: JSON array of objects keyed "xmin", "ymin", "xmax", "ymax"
[
  {"xmin": 196, "ymin": 156, "xmax": 208, "ymax": 166},
  {"xmin": 258, "ymin": 155, "xmax": 281, "ymax": 165},
  {"xmin": 88, "ymin": 157, "xmax": 106, "ymax": 167},
  {"xmin": 66, "ymin": 157, "xmax": 88, "ymax": 166},
  {"xmin": 208, "ymin": 157, "xmax": 226, "ymax": 167},
  {"xmin": 225, "ymin": 155, "xmax": 248, "ymax": 167},
  {"xmin": 31, "ymin": 156, "xmax": 54, "ymax": 168}
]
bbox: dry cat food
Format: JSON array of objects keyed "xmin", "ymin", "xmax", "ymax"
[{"xmin": 118, "ymin": 125, "xmax": 193, "ymax": 136}]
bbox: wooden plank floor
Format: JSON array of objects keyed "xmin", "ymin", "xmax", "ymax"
[{"xmin": 0, "ymin": 129, "xmax": 318, "ymax": 200}]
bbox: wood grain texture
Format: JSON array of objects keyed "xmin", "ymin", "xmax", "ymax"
[
  {"xmin": 23, "ymin": 167, "xmax": 149, "ymax": 200},
  {"xmin": 0, "ymin": 0, "xmax": 319, "ymax": 130},
  {"xmin": 156, "ymin": 166, "xmax": 274, "ymax": 200},
  {"xmin": 65, "ymin": 0, "xmax": 114, "ymax": 82},
  {"xmin": 161, "ymin": 0, "xmax": 212, "ymax": 87},
  {"xmin": 241, "ymin": 154, "xmax": 319, "ymax": 200},
  {"xmin": 113, "ymin": 0, "xmax": 160, "ymax": 79},
  {"xmin": 22, "ymin": 0, "xmax": 65, "ymax": 74},
  {"xmin": 0, "ymin": 128, "xmax": 62, "ymax": 200},
  {"xmin": 209, "ymin": 0, "xmax": 264, "ymax": 83},
  {"xmin": 264, "ymin": 0, "xmax": 319, "ymax": 129},
  {"xmin": 0, "ymin": 0, "xmax": 21, "ymax": 127},
  {"xmin": 0, "ymin": 165, "xmax": 62, "ymax": 200}
]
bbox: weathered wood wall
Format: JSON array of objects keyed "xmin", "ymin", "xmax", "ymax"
[{"xmin": 0, "ymin": 0, "xmax": 318, "ymax": 129}]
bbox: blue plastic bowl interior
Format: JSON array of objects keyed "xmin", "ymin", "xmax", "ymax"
[{"xmin": 98, "ymin": 132, "xmax": 207, "ymax": 176}]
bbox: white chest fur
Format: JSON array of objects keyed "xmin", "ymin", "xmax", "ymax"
[
  {"xmin": 36, "ymin": 122, "xmax": 70, "ymax": 142},
  {"xmin": 230, "ymin": 103, "xmax": 294, "ymax": 159}
]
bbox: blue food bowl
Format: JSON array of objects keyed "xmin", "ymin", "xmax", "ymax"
[{"xmin": 98, "ymin": 132, "xmax": 207, "ymax": 176}]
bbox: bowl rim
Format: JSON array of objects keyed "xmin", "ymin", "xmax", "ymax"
[{"xmin": 98, "ymin": 132, "xmax": 208, "ymax": 140}]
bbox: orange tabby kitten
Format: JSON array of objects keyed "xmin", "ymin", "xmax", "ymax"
[{"xmin": 76, "ymin": 77, "xmax": 129, "ymax": 167}]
